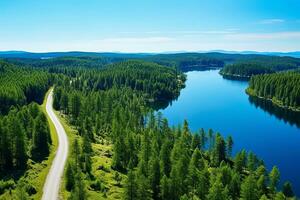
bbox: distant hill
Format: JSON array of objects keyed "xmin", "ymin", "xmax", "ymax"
[
  {"xmin": 0, "ymin": 50, "xmax": 300, "ymax": 59},
  {"xmin": 205, "ymin": 50, "xmax": 300, "ymax": 58},
  {"xmin": 1, "ymin": 51, "xmax": 300, "ymax": 73}
]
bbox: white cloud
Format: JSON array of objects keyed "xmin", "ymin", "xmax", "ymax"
[
  {"xmin": 1, "ymin": 31, "xmax": 300, "ymax": 53},
  {"xmin": 225, "ymin": 31, "xmax": 300, "ymax": 40},
  {"xmin": 258, "ymin": 19, "xmax": 285, "ymax": 24},
  {"xmin": 94, "ymin": 37, "xmax": 173, "ymax": 43},
  {"xmin": 118, "ymin": 30, "xmax": 237, "ymax": 35}
]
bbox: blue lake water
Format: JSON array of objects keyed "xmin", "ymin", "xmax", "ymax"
[{"xmin": 160, "ymin": 70, "xmax": 300, "ymax": 195}]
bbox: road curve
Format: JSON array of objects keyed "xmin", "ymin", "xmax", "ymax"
[{"xmin": 42, "ymin": 89, "xmax": 69, "ymax": 200}]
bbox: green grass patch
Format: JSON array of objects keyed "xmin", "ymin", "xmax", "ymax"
[{"xmin": 56, "ymin": 113, "xmax": 125, "ymax": 199}]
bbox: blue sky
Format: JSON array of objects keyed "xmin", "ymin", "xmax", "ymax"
[{"xmin": 1, "ymin": 0, "xmax": 300, "ymax": 52}]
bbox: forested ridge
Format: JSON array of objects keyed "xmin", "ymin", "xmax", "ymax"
[
  {"xmin": 247, "ymin": 72, "xmax": 300, "ymax": 111},
  {"xmin": 220, "ymin": 56, "xmax": 300, "ymax": 78},
  {"xmin": 51, "ymin": 60, "xmax": 295, "ymax": 199}
]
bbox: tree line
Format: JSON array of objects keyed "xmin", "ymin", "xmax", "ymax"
[
  {"xmin": 247, "ymin": 72, "xmax": 300, "ymax": 110},
  {"xmin": 220, "ymin": 56, "xmax": 300, "ymax": 77}
]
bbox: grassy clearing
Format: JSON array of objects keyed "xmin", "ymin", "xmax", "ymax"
[
  {"xmin": 56, "ymin": 113, "xmax": 124, "ymax": 199},
  {"xmin": 0, "ymin": 88, "xmax": 58, "ymax": 200},
  {"xmin": 89, "ymin": 142, "xmax": 125, "ymax": 200}
]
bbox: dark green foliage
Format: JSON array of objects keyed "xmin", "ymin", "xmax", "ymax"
[
  {"xmin": 31, "ymin": 113, "xmax": 51, "ymax": 161},
  {"xmin": 0, "ymin": 60, "xmax": 50, "ymax": 114},
  {"xmin": 65, "ymin": 162, "xmax": 75, "ymax": 191},
  {"xmin": 240, "ymin": 174, "xmax": 258, "ymax": 200},
  {"xmin": 248, "ymin": 72, "xmax": 300, "ymax": 109},
  {"xmin": 282, "ymin": 181, "xmax": 294, "ymax": 197},
  {"xmin": 124, "ymin": 170, "xmax": 138, "ymax": 200},
  {"xmin": 269, "ymin": 166, "xmax": 280, "ymax": 193},
  {"xmin": 220, "ymin": 55, "xmax": 300, "ymax": 77},
  {"xmin": 0, "ymin": 103, "xmax": 51, "ymax": 175},
  {"xmin": 221, "ymin": 63, "xmax": 274, "ymax": 77}
]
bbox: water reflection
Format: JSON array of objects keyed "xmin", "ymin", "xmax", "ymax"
[{"xmin": 248, "ymin": 95, "xmax": 300, "ymax": 128}]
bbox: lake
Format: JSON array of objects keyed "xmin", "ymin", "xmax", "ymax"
[{"xmin": 160, "ymin": 70, "xmax": 300, "ymax": 195}]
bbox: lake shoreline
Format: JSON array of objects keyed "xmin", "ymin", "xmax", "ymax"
[
  {"xmin": 219, "ymin": 71, "xmax": 251, "ymax": 81},
  {"xmin": 245, "ymin": 88, "xmax": 300, "ymax": 112}
]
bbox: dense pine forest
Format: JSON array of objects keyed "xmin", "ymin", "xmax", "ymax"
[
  {"xmin": 0, "ymin": 56, "xmax": 298, "ymax": 199},
  {"xmin": 50, "ymin": 59, "xmax": 295, "ymax": 199},
  {"xmin": 0, "ymin": 60, "xmax": 50, "ymax": 114},
  {"xmin": 247, "ymin": 72, "xmax": 300, "ymax": 111},
  {"xmin": 0, "ymin": 60, "xmax": 54, "ymax": 199},
  {"xmin": 220, "ymin": 57, "xmax": 300, "ymax": 78}
]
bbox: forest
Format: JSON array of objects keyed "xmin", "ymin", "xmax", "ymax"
[
  {"xmin": 0, "ymin": 56, "xmax": 297, "ymax": 199},
  {"xmin": 247, "ymin": 72, "xmax": 300, "ymax": 111},
  {"xmin": 0, "ymin": 60, "xmax": 54, "ymax": 199},
  {"xmin": 220, "ymin": 56, "xmax": 300, "ymax": 78},
  {"xmin": 51, "ymin": 60, "xmax": 295, "ymax": 199},
  {"xmin": 0, "ymin": 60, "xmax": 51, "ymax": 114},
  {"xmin": 3, "ymin": 52, "xmax": 300, "ymax": 76}
]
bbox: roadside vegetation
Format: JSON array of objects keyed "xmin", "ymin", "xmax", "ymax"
[{"xmin": 0, "ymin": 61, "xmax": 57, "ymax": 199}]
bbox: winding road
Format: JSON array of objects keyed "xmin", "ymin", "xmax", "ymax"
[{"xmin": 42, "ymin": 89, "xmax": 69, "ymax": 200}]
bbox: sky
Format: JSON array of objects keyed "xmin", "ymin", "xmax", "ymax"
[{"xmin": 1, "ymin": 0, "xmax": 300, "ymax": 52}]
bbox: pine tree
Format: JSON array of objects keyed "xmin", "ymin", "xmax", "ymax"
[
  {"xmin": 257, "ymin": 175, "xmax": 267, "ymax": 197},
  {"xmin": 211, "ymin": 134, "xmax": 226, "ymax": 166},
  {"xmin": 191, "ymin": 132, "xmax": 201, "ymax": 150},
  {"xmin": 31, "ymin": 113, "xmax": 51, "ymax": 161},
  {"xmin": 240, "ymin": 174, "xmax": 258, "ymax": 200},
  {"xmin": 149, "ymin": 156, "xmax": 160, "ymax": 200},
  {"xmin": 228, "ymin": 173, "xmax": 240, "ymax": 200},
  {"xmin": 1, "ymin": 121, "xmax": 13, "ymax": 171},
  {"xmin": 70, "ymin": 93, "xmax": 81, "ymax": 119},
  {"xmin": 136, "ymin": 174, "xmax": 152, "ymax": 200},
  {"xmin": 14, "ymin": 119, "xmax": 27, "ymax": 169},
  {"xmin": 269, "ymin": 166, "xmax": 280, "ymax": 193},
  {"xmin": 226, "ymin": 136, "xmax": 233, "ymax": 158},
  {"xmin": 234, "ymin": 150, "xmax": 246, "ymax": 173},
  {"xmin": 112, "ymin": 136, "xmax": 125, "ymax": 171},
  {"xmin": 124, "ymin": 170, "xmax": 138, "ymax": 200},
  {"xmin": 73, "ymin": 138, "xmax": 81, "ymax": 170},
  {"xmin": 66, "ymin": 162, "xmax": 75, "ymax": 191},
  {"xmin": 197, "ymin": 167, "xmax": 210, "ymax": 199},
  {"xmin": 206, "ymin": 176, "xmax": 229, "ymax": 200},
  {"xmin": 69, "ymin": 173, "xmax": 88, "ymax": 200},
  {"xmin": 282, "ymin": 181, "xmax": 294, "ymax": 197},
  {"xmin": 199, "ymin": 128, "xmax": 206, "ymax": 150},
  {"xmin": 160, "ymin": 140, "xmax": 171, "ymax": 176},
  {"xmin": 60, "ymin": 93, "xmax": 69, "ymax": 114},
  {"xmin": 160, "ymin": 175, "xmax": 171, "ymax": 200}
]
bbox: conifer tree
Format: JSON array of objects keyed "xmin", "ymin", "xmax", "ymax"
[
  {"xmin": 124, "ymin": 170, "xmax": 138, "ymax": 200},
  {"xmin": 240, "ymin": 174, "xmax": 258, "ymax": 200}
]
